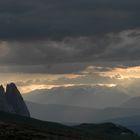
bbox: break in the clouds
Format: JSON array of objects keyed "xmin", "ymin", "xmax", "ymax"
[{"xmin": 0, "ymin": 0, "xmax": 139, "ymax": 40}]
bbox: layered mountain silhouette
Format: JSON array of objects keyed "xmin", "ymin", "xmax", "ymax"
[
  {"xmin": 0, "ymin": 83, "xmax": 138, "ymax": 139},
  {"xmin": 0, "ymin": 83, "xmax": 30, "ymax": 117},
  {"xmin": 24, "ymin": 86, "xmax": 129, "ymax": 108},
  {"xmin": 120, "ymin": 96, "xmax": 140, "ymax": 108},
  {"xmin": 26, "ymin": 102, "xmax": 140, "ymax": 124}
]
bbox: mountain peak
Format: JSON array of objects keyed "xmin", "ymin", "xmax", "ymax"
[
  {"xmin": 6, "ymin": 83, "xmax": 19, "ymax": 94},
  {"xmin": 0, "ymin": 85, "xmax": 5, "ymax": 95},
  {"xmin": 5, "ymin": 83, "xmax": 30, "ymax": 117},
  {"xmin": 0, "ymin": 83, "xmax": 30, "ymax": 117}
]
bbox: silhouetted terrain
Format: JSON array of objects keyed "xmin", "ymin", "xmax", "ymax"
[
  {"xmin": 0, "ymin": 83, "xmax": 139, "ymax": 139},
  {"xmin": 0, "ymin": 83, "xmax": 30, "ymax": 117},
  {"xmin": 0, "ymin": 111, "xmax": 139, "ymax": 140},
  {"xmin": 106, "ymin": 115, "xmax": 140, "ymax": 134},
  {"xmin": 24, "ymin": 86, "xmax": 140, "ymax": 135}
]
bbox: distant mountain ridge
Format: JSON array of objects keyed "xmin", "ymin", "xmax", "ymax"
[
  {"xmin": 0, "ymin": 83, "xmax": 30, "ymax": 117},
  {"xmin": 24, "ymin": 85, "xmax": 130, "ymax": 108},
  {"xmin": 120, "ymin": 96, "xmax": 140, "ymax": 108},
  {"xmin": 26, "ymin": 101, "xmax": 140, "ymax": 134},
  {"xmin": 26, "ymin": 102, "xmax": 140, "ymax": 123}
]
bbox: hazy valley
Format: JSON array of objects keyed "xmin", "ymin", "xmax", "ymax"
[{"xmin": 23, "ymin": 86, "xmax": 140, "ymax": 134}]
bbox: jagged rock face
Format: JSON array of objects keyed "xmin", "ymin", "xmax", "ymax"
[
  {"xmin": 5, "ymin": 83, "xmax": 30, "ymax": 117},
  {"xmin": 0, "ymin": 85, "xmax": 5, "ymax": 95},
  {"xmin": 0, "ymin": 85, "xmax": 14, "ymax": 113}
]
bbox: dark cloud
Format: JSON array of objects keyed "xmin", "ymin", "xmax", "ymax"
[
  {"xmin": 0, "ymin": 0, "xmax": 139, "ymax": 40},
  {"xmin": 0, "ymin": 0, "xmax": 140, "ymax": 74},
  {"xmin": 0, "ymin": 63, "xmax": 89, "ymax": 74},
  {"xmin": 0, "ymin": 29, "xmax": 140, "ymax": 74}
]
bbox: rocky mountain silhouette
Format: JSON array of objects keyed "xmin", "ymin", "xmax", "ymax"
[{"xmin": 0, "ymin": 83, "xmax": 30, "ymax": 117}]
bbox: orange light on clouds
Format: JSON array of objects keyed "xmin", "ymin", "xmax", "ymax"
[
  {"xmin": 20, "ymin": 84, "xmax": 77, "ymax": 93},
  {"xmin": 1, "ymin": 65, "xmax": 140, "ymax": 94},
  {"xmin": 20, "ymin": 83, "xmax": 117, "ymax": 94},
  {"xmin": 64, "ymin": 74, "xmax": 82, "ymax": 79},
  {"xmin": 98, "ymin": 66, "xmax": 140, "ymax": 79},
  {"xmin": 19, "ymin": 84, "xmax": 59, "ymax": 93}
]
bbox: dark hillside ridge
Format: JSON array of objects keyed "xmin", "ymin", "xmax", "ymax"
[{"xmin": 0, "ymin": 111, "xmax": 139, "ymax": 140}]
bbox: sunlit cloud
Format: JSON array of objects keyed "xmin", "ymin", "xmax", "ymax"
[
  {"xmin": 20, "ymin": 83, "xmax": 117, "ymax": 94},
  {"xmin": 98, "ymin": 66, "xmax": 140, "ymax": 79},
  {"xmin": 1, "ymin": 65, "xmax": 140, "ymax": 94},
  {"xmin": 19, "ymin": 84, "xmax": 61, "ymax": 93},
  {"xmin": 81, "ymin": 65, "xmax": 140, "ymax": 79},
  {"xmin": 97, "ymin": 84, "xmax": 117, "ymax": 88}
]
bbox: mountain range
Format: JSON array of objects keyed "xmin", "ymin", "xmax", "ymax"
[
  {"xmin": 26, "ymin": 102, "xmax": 140, "ymax": 134},
  {"xmin": 0, "ymin": 83, "xmax": 139, "ymax": 139},
  {"xmin": 26, "ymin": 102, "xmax": 140, "ymax": 123},
  {"xmin": 120, "ymin": 96, "xmax": 140, "ymax": 108},
  {"xmin": 24, "ymin": 85, "xmax": 130, "ymax": 108},
  {"xmin": 23, "ymin": 86, "xmax": 140, "ymax": 134}
]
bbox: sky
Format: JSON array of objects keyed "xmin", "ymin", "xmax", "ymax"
[{"xmin": 0, "ymin": 0, "xmax": 140, "ymax": 95}]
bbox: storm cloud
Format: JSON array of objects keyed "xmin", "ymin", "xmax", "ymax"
[
  {"xmin": 0, "ymin": 0, "xmax": 139, "ymax": 40},
  {"xmin": 0, "ymin": 0, "xmax": 140, "ymax": 74},
  {"xmin": 0, "ymin": 29, "xmax": 139, "ymax": 73}
]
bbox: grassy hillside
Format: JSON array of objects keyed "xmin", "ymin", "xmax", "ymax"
[{"xmin": 0, "ymin": 111, "xmax": 139, "ymax": 140}]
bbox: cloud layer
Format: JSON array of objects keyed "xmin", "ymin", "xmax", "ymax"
[
  {"xmin": 0, "ymin": 29, "xmax": 140, "ymax": 73},
  {"xmin": 0, "ymin": 0, "xmax": 139, "ymax": 40},
  {"xmin": 0, "ymin": 0, "xmax": 140, "ymax": 74},
  {"xmin": 0, "ymin": 0, "xmax": 140, "ymax": 95}
]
